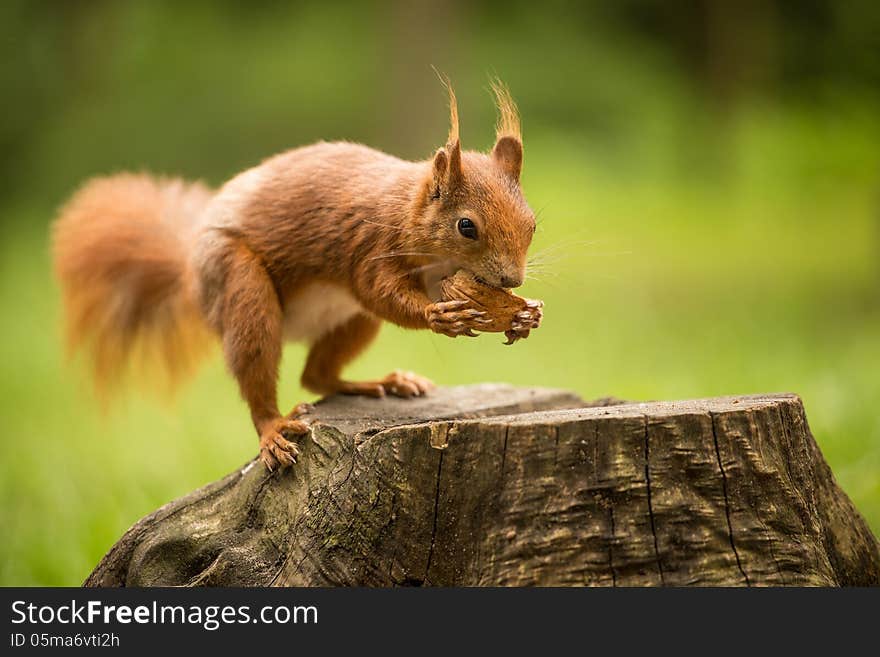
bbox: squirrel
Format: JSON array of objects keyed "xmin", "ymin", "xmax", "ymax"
[{"xmin": 52, "ymin": 80, "xmax": 537, "ymax": 471}]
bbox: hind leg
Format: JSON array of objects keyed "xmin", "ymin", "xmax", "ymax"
[{"xmin": 301, "ymin": 313, "xmax": 434, "ymax": 398}]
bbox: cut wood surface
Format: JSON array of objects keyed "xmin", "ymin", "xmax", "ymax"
[{"xmin": 85, "ymin": 384, "xmax": 880, "ymax": 586}]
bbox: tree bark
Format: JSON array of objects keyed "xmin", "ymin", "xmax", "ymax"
[{"xmin": 85, "ymin": 385, "xmax": 880, "ymax": 587}]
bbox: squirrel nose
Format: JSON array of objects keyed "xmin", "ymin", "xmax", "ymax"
[{"xmin": 500, "ymin": 275, "xmax": 523, "ymax": 289}]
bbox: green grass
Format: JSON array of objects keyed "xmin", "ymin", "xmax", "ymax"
[{"xmin": 1, "ymin": 123, "xmax": 878, "ymax": 585}]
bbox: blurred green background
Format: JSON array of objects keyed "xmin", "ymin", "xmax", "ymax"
[{"xmin": 1, "ymin": 0, "xmax": 878, "ymax": 586}]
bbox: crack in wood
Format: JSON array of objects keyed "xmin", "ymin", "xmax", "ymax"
[
  {"xmin": 82, "ymin": 387, "xmax": 880, "ymax": 587},
  {"xmin": 710, "ymin": 412, "xmax": 751, "ymax": 586},
  {"xmin": 423, "ymin": 451, "xmax": 444, "ymax": 584},
  {"xmin": 553, "ymin": 425, "xmax": 559, "ymax": 468},
  {"xmin": 745, "ymin": 409, "xmax": 786, "ymax": 584},
  {"xmin": 500, "ymin": 425, "xmax": 510, "ymax": 478},
  {"xmin": 775, "ymin": 403, "xmax": 828, "ymax": 579},
  {"xmin": 607, "ymin": 502, "xmax": 617, "ymax": 587},
  {"xmin": 643, "ymin": 416, "xmax": 666, "ymax": 585}
]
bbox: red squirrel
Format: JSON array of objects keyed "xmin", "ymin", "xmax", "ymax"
[{"xmin": 52, "ymin": 81, "xmax": 537, "ymax": 470}]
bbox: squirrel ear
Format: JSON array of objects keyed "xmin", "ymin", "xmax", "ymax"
[
  {"xmin": 492, "ymin": 136, "xmax": 522, "ymax": 182},
  {"xmin": 431, "ymin": 140, "xmax": 462, "ymax": 198}
]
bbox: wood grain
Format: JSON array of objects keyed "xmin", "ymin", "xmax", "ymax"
[{"xmin": 84, "ymin": 385, "xmax": 880, "ymax": 587}]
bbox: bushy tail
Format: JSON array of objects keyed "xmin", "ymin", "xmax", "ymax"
[{"xmin": 52, "ymin": 173, "xmax": 214, "ymax": 396}]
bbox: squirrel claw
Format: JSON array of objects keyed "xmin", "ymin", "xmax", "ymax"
[
  {"xmin": 336, "ymin": 370, "xmax": 434, "ymax": 398},
  {"xmin": 426, "ymin": 299, "xmax": 487, "ymax": 338},
  {"xmin": 430, "ymin": 299, "xmax": 469, "ymax": 312},
  {"xmin": 259, "ymin": 417, "xmax": 308, "ymax": 470},
  {"xmin": 286, "ymin": 402, "xmax": 314, "ymax": 420},
  {"xmin": 504, "ymin": 327, "xmax": 531, "ymax": 345},
  {"xmin": 380, "ymin": 369, "xmax": 434, "ymax": 397}
]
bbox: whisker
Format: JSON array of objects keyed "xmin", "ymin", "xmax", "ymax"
[
  {"xmin": 526, "ymin": 267, "xmax": 558, "ymax": 274},
  {"xmin": 524, "ymin": 275, "xmax": 560, "ymax": 289},
  {"xmin": 528, "ymin": 241, "xmax": 632, "ymax": 266},
  {"xmin": 395, "ymin": 261, "xmax": 449, "ymax": 279},
  {"xmin": 522, "ymin": 223, "xmax": 632, "ymax": 287},
  {"xmin": 529, "ymin": 249, "xmax": 632, "ymax": 266},
  {"xmin": 361, "ymin": 219, "xmax": 405, "ymax": 231},
  {"xmin": 367, "ymin": 251, "xmax": 437, "ymax": 262},
  {"xmin": 525, "ymin": 266, "xmax": 559, "ymax": 276},
  {"xmin": 534, "ymin": 205, "xmax": 547, "ymax": 224},
  {"xmin": 530, "ymin": 239, "xmax": 605, "ymax": 256}
]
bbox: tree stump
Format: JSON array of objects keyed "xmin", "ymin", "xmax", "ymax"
[{"xmin": 85, "ymin": 385, "xmax": 880, "ymax": 587}]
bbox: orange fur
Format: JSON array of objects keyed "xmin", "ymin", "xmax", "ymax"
[
  {"xmin": 52, "ymin": 80, "xmax": 536, "ymax": 469},
  {"xmin": 437, "ymin": 72, "xmax": 460, "ymax": 147},
  {"xmin": 300, "ymin": 313, "xmax": 382, "ymax": 395},
  {"xmin": 490, "ymin": 77, "xmax": 521, "ymax": 141},
  {"xmin": 52, "ymin": 174, "xmax": 212, "ymax": 398}
]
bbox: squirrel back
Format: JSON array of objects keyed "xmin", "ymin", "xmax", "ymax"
[
  {"xmin": 52, "ymin": 173, "xmax": 213, "ymax": 395},
  {"xmin": 52, "ymin": 78, "xmax": 536, "ymax": 443}
]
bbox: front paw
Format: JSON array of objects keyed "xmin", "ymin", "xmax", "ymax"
[
  {"xmin": 514, "ymin": 300, "xmax": 543, "ymax": 330},
  {"xmin": 425, "ymin": 300, "xmax": 491, "ymax": 338},
  {"xmin": 504, "ymin": 299, "xmax": 543, "ymax": 344},
  {"xmin": 258, "ymin": 417, "xmax": 309, "ymax": 471}
]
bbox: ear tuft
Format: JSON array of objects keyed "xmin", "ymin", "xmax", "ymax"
[
  {"xmin": 434, "ymin": 68, "xmax": 460, "ymax": 146},
  {"xmin": 490, "ymin": 78, "xmax": 521, "ymax": 142},
  {"xmin": 429, "ymin": 72, "xmax": 464, "ymax": 199},
  {"xmin": 492, "ymin": 135, "xmax": 523, "ymax": 181}
]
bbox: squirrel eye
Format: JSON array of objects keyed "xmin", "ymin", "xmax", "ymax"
[{"xmin": 457, "ymin": 217, "xmax": 478, "ymax": 240}]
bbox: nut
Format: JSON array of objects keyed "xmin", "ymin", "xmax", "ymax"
[{"xmin": 439, "ymin": 270, "xmax": 543, "ymax": 344}]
